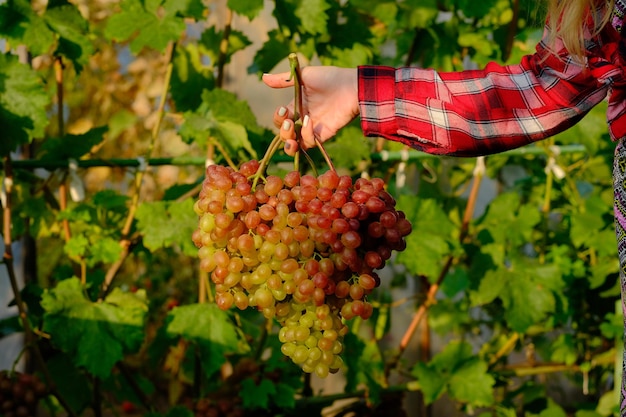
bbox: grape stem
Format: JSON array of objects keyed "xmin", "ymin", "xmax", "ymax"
[
  {"xmin": 287, "ymin": 53, "xmax": 336, "ymax": 173},
  {"xmin": 252, "ymin": 133, "xmax": 283, "ymax": 190}
]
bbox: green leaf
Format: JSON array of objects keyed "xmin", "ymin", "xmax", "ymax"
[
  {"xmin": 527, "ymin": 399, "xmax": 567, "ymax": 417},
  {"xmin": 166, "ymin": 303, "xmax": 249, "ymax": 376},
  {"xmin": 0, "ymin": 53, "xmax": 50, "ymax": 156},
  {"xmin": 403, "ymin": 0, "xmax": 439, "ymax": 28},
  {"xmin": 248, "ymin": 30, "xmax": 292, "ymax": 75},
  {"xmin": 570, "ymin": 195, "xmax": 611, "ymax": 248},
  {"xmin": 227, "ymin": 0, "xmax": 264, "ymax": 20},
  {"xmin": 163, "ymin": 0, "xmax": 205, "ymax": 20},
  {"xmin": 272, "ymin": 382, "xmax": 297, "ymax": 409},
  {"xmin": 295, "ymin": 0, "xmax": 330, "ymax": 36},
  {"xmin": 323, "ymin": 125, "xmax": 371, "ymax": 171},
  {"xmin": 167, "ymin": 406, "xmax": 195, "ymax": 417},
  {"xmin": 447, "ymin": 358, "xmax": 494, "ymax": 405},
  {"xmin": 412, "ymin": 340, "xmax": 494, "ymax": 406},
  {"xmin": 477, "ymin": 192, "xmax": 542, "ymax": 245},
  {"xmin": 170, "ymin": 44, "xmax": 215, "ymax": 112},
  {"xmin": 214, "ymin": 120, "xmax": 256, "ymax": 160},
  {"xmin": 457, "ymin": 0, "xmax": 499, "ymax": 19},
  {"xmin": 64, "ymin": 235, "xmax": 90, "ymax": 259},
  {"xmin": 104, "ymin": 0, "xmax": 185, "ymax": 53},
  {"xmin": 240, "ymin": 378, "xmax": 276, "ymax": 409},
  {"xmin": 396, "ymin": 196, "xmax": 459, "ymax": 281},
  {"xmin": 0, "ymin": 0, "xmax": 56, "ymax": 56},
  {"xmin": 90, "ymin": 237, "xmax": 124, "ymax": 266},
  {"xmin": 46, "ymin": 353, "xmax": 92, "ymax": 414},
  {"xmin": 43, "ymin": 1, "xmax": 94, "ymax": 71},
  {"xmin": 135, "ymin": 199, "xmax": 198, "ymax": 256},
  {"xmin": 199, "ymin": 27, "xmax": 252, "ymax": 68},
  {"xmin": 38, "ymin": 127, "xmax": 108, "ymax": 161},
  {"xmin": 343, "ymin": 332, "xmax": 385, "ymax": 402},
  {"xmin": 549, "ymin": 334, "xmax": 578, "ymax": 365},
  {"xmin": 41, "ymin": 278, "xmax": 148, "ymax": 378},
  {"xmin": 178, "ymin": 89, "xmax": 260, "ymax": 158},
  {"xmin": 471, "ymin": 263, "xmax": 563, "ymax": 332}
]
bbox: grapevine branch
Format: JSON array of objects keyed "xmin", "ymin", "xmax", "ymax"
[
  {"xmin": 2, "ymin": 156, "xmax": 78, "ymax": 417},
  {"xmin": 216, "ymin": 7, "xmax": 233, "ymax": 88},
  {"xmin": 101, "ymin": 42, "xmax": 176, "ymax": 297},
  {"xmin": 385, "ymin": 156, "xmax": 485, "ymax": 376}
]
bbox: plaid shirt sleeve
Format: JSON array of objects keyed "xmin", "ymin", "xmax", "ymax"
[{"xmin": 358, "ymin": 26, "xmax": 620, "ymax": 157}]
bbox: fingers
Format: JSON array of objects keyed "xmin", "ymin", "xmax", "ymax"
[
  {"xmin": 280, "ymin": 118, "xmax": 298, "ymax": 156},
  {"xmin": 300, "ymin": 115, "xmax": 316, "ymax": 150},
  {"xmin": 262, "ymin": 72, "xmax": 295, "ymax": 89},
  {"xmin": 278, "ymin": 114, "xmax": 317, "ymax": 157},
  {"xmin": 273, "ymin": 105, "xmax": 292, "ymax": 130}
]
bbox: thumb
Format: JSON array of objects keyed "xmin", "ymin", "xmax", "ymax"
[{"xmin": 262, "ymin": 72, "xmax": 295, "ymax": 89}]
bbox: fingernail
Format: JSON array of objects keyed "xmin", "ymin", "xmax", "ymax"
[
  {"xmin": 285, "ymin": 142, "xmax": 291, "ymax": 151},
  {"xmin": 303, "ymin": 115, "xmax": 310, "ymax": 127},
  {"xmin": 278, "ymin": 107, "xmax": 287, "ymax": 117},
  {"xmin": 282, "ymin": 120, "xmax": 291, "ymax": 130}
]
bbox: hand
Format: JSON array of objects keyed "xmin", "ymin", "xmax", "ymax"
[{"xmin": 262, "ymin": 66, "xmax": 359, "ymax": 156}]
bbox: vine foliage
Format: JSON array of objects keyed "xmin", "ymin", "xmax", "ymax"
[{"xmin": 0, "ymin": 0, "xmax": 620, "ymax": 416}]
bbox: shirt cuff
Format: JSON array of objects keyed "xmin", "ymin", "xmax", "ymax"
[{"xmin": 358, "ymin": 66, "xmax": 399, "ymax": 140}]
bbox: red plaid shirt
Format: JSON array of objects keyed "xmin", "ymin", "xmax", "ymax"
[{"xmin": 358, "ymin": 19, "xmax": 626, "ymax": 156}]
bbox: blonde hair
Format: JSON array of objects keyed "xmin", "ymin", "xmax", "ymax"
[{"xmin": 546, "ymin": 0, "xmax": 614, "ymax": 59}]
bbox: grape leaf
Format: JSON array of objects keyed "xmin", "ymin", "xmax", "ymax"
[
  {"xmin": 396, "ymin": 196, "xmax": 459, "ymax": 281},
  {"xmin": 0, "ymin": 53, "xmax": 50, "ymax": 156},
  {"xmin": 41, "ymin": 278, "xmax": 148, "ymax": 378},
  {"xmin": 458, "ymin": 0, "xmax": 499, "ymax": 19},
  {"xmin": 135, "ymin": 199, "xmax": 198, "ymax": 256},
  {"xmin": 227, "ymin": 0, "xmax": 264, "ymax": 20},
  {"xmin": 343, "ymin": 332, "xmax": 385, "ymax": 403},
  {"xmin": 0, "ymin": 0, "xmax": 56, "ymax": 56},
  {"xmin": 470, "ymin": 263, "xmax": 563, "ymax": 332},
  {"xmin": 170, "ymin": 44, "xmax": 215, "ymax": 112},
  {"xmin": 322, "ymin": 43, "xmax": 374, "ymax": 67},
  {"xmin": 412, "ymin": 340, "xmax": 494, "ymax": 406},
  {"xmin": 323, "ymin": 125, "xmax": 371, "ymax": 170},
  {"xmin": 199, "ymin": 89, "xmax": 261, "ymax": 134},
  {"xmin": 447, "ymin": 358, "xmax": 494, "ymax": 405},
  {"xmin": 90, "ymin": 237, "xmax": 124, "ymax": 265},
  {"xmin": 240, "ymin": 378, "xmax": 276, "ymax": 409},
  {"xmin": 38, "ymin": 126, "xmax": 108, "ymax": 161},
  {"xmin": 272, "ymin": 382, "xmax": 297, "ymax": 409},
  {"xmin": 166, "ymin": 304, "xmax": 249, "ymax": 377},
  {"xmin": 295, "ymin": 0, "xmax": 330, "ymax": 36},
  {"xmin": 163, "ymin": 0, "xmax": 205, "ymax": 20},
  {"xmin": 178, "ymin": 89, "xmax": 260, "ymax": 158},
  {"xmin": 476, "ymin": 192, "xmax": 540, "ymax": 246},
  {"xmin": 46, "ymin": 353, "xmax": 92, "ymax": 414},
  {"xmin": 104, "ymin": 0, "xmax": 185, "ymax": 53},
  {"xmin": 43, "ymin": 1, "xmax": 94, "ymax": 71},
  {"xmin": 64, "ymin": 235, "xmax": 90, "ymax": 259},
  {"xmin": 402, "ymin": 0, "xmax": 439, "ymax": 29},
  {"xmin": 248, "ymin": 30, "xmax": 292, "ymax": 75},
  {"xmin": 199, "ymin": 27, "xmax": 252, "ymax": 67}
]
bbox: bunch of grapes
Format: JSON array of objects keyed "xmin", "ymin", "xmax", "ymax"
[
  {"xmin": 192, "ymin": 160, "xmax": 411, "ymax": 377},
  {"xmin": 0, "ymin": 371, "xmax": 48, "ymax": 417},
  {"xmin": 193, "ymin": 398, "xmax": 244, "ymax": 417}
]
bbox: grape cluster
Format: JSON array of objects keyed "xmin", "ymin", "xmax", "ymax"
[
  {"xmin": 0, "ymin": 371, "xmax": 48, "ymax": 417},
  {"xmin": 193, "ymin": 398, "xmax": 244, "ymax": 417},
  {"xmin": 192, "ymin": 161, "xmax": 411, "ymax": 376}
]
